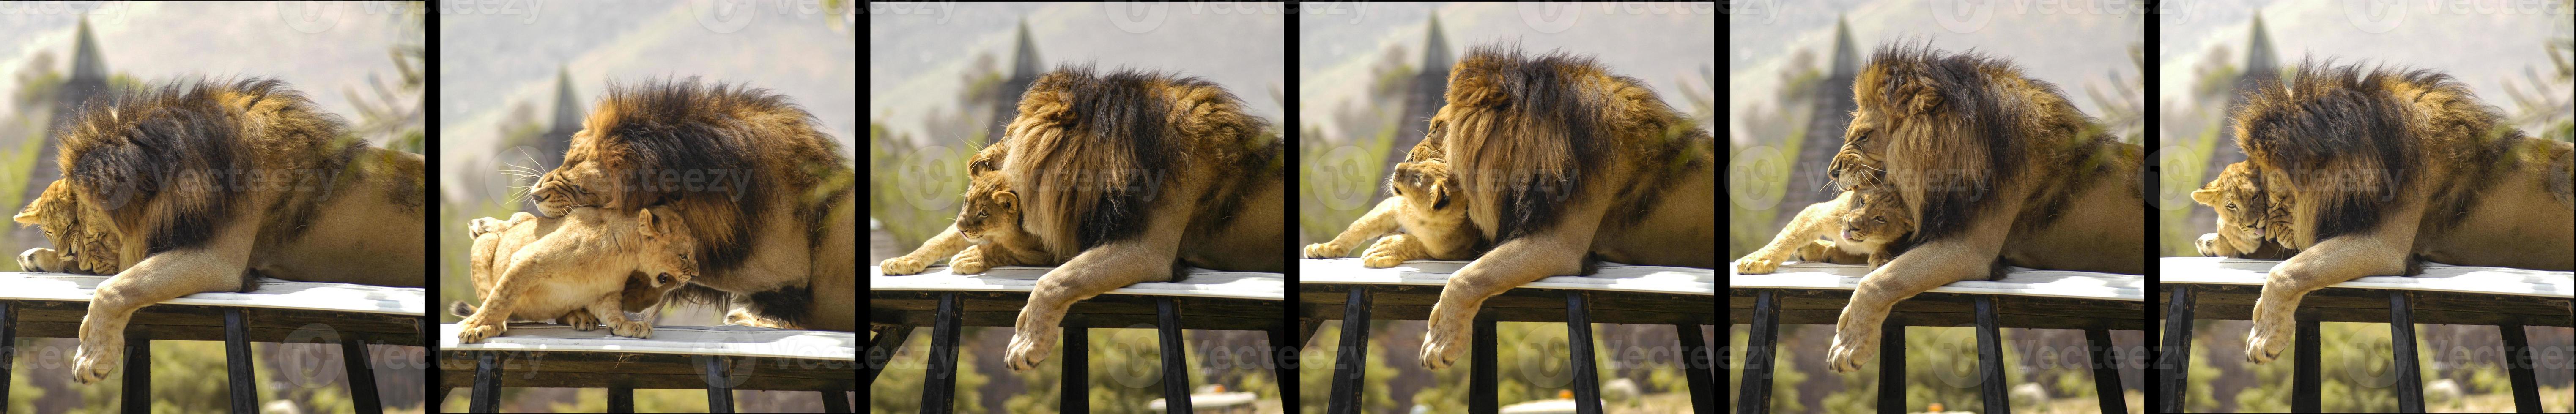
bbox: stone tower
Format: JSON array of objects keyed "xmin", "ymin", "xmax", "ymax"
[
  {"xmin": 1388, "ymin": 14, "xmax": 1452, "ymax": 169},
  {"xmin": 1782, "ymin": 15, "xmax": 1862, "ymax": 210},
  {"xmin": 987, "ymin": 18, "xmax": 1041, "ymax": 145}
]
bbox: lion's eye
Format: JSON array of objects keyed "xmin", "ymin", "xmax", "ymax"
[
  {"xmin": 2225, "ymin": 204, "xmax": 2236, "ymax": 210},
  {"xmin": 1872, "ymin": 218, "xmax": 1885, "ymax": 224}
]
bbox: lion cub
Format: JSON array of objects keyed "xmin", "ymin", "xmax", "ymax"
[
  {"xmin": 1302, "ymin": 159, "xmax": 1483, "ymax": 267},
  {"xmin": 1738, "ymin": 186, "xmax": 1911, "ymax": 273},
  {"xmin": 454, "ymin": 213, "xmax": 693, "ymax": 329},
  {"xmin": 2190, "ymin": 162, "xmax": 2297, "ymax": 259},
  {"xmin": 455, "ymin": 206, "xmax": 699, "ymax": 343},
  {"xmin": 12, "ymin": 180, "xmax": 127, "ymax": 275},
  {"xmin": 879, "ymin": 177, "xmax": 1059, "ymax": 275}
]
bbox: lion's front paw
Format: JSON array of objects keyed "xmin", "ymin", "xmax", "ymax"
[
  {"xmin": 880, "ymin": 256, "xmax": 929, "ymax": 275},
  {"xmin": 608, "ymin": 320, "xmax": 652, "ymax": 339},
  {"xmin": 1005, "ymin": 324, "xmax": 1060, "ymax": 371},
  {"xmin": 2195, "ymin": 234, "xmax": 2221, "ymax": 256},
  {"xmin": 1417, "ymin": 302, "xmax": 1472, "ymax": 369},
  {"xmin": 18, "ymin": 248, "xmax": 49, "ymax": 272},
  {"xmin": 1825, "ymin": 312, "xmax": 1883, "ymax": 373},
  {"xmin": 2244, "ymin": 316, "xmax": 2291, "ymax": 364},
  {"xmin": 71, "ymin": 335, "xmax": 122, "ymax": 384},
  {"xmin": 457, "ymin": 321, "xmax": 505, "ymax": 343},
  {"xmin": 950, "ymin": 246, "xmax": 991, "ymax": 274},
  {"xmin": 1302, "ymin": 242, "xmax": 1348, "ymax": 258}
]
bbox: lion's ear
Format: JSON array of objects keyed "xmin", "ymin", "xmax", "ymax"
[
  {"xmin": 636, "ymin": 208, "xmax": 666, "ymax": 238},
  {"xmin": 10, "ymin": 209, "xmax": 36, "ymax": 226},
  {"xmin": 1899, "ymin": 77, "xmax": 1943, "ymax": 116},
  {"xmin": 993, "ymin": 190, "xmax": 1017, "ymax": 210},
  {"xmin": 2189, "ymin": 188, "xmax": 2220, "ymax": 205}
]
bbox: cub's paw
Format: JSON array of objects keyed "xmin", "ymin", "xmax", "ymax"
[
  {"xmin": 1736, "ymin": 254, "xmax": 1784, "ymax": 274},
  {"xmin": 1005, "ymin": 325, "xmax": 1061, "ymax": 371},
  {"xmin": 18, "ymin": 248, "xmax": 52, "ymax": 272},
  {"xmin": 608, "ymin": 320, "xmax": 653, "ymax": 339},
  {"xmin": 1360, "ymin": 235, "xmax": 1413, "ymax": 268},
  {"xmin": 561, "ymin": 310, "xmax": 600, "ymax": 331},
  {"xmin": 457, "ymin": 321, "xmax": 505, "ymax": 343},
  {"xmin": 2195, "ymin": 234, "xmax": 2221, "ymax": 256},
  {"xmin": 1302, "ymin": 242, "xmax": 1348, "ymax": 259},
  {"xmin": 880, "ymin": 256, "xmax": 929, "ymax": 275},
  {"xmin": 950, "ymin": 246, "xmax": 991, "ymax": 274}
]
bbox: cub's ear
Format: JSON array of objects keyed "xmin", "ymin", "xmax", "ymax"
[
  {"xmin": 992, "ymin": 190, "xmax": 1017, "ymax": 209},
  {"xmin": 637, "ymin": 207, "xmax": 671, "ymax": 238},
  {"xmin": 11, "ymin": 208, "xmax": 36, "ymax": 226},
  {"xmin": 2189, "ymin": 188, "xmax": 2220, "ymax": 205}
]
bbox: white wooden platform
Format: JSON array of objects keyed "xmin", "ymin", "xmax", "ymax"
[
  {"xmin": 870, "ymin": 265, "xmax": 1285, "ymax": 300},
  {"xmin": 1301, "ymin": 258, "xmax": 1715, "ymax": 296},
  {"xmin": 1728, "ymin": 261, "xmax": 2146, "ymax": 302},
  {"xmin": 437, "ymin": 323, "xmax": 855, "ymax": 361},
  {"xmin": 0, "ymin": 272, "xmax": 424, "ymax": 315},
  {"xmin": 2159, "ymin": 256, "xmax": 2576, "ymax": 298}
]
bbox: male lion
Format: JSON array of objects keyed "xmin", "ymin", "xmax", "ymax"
[
  {"xmin": 1302, "ymin": 158, "xmax": 1483, "ymax": 267},
  {"xmin": 1808, "ymin": 44, "xmax": 2144, "ymax": 372},
  {"xmin": 14, "ymin": 78, "xmax": 425, "ymax": 383},
  {"xmin": 528, "ymin": 78, "xmax": 856, "ymax": 332},
  {"xmin": 1408, "ymin": 46, "xmax": 1718, "ymax": 369},
  {"xmin": 455, "ymin": 207, "xmax": 699, "ymax": 342},
  {"xmin": 2228, "ymin": 60, "xmax": 2574, "ymax": 364},
  {"xmin": 971, "ymin": 66, "xmax": 1283, "ymax": 370}
]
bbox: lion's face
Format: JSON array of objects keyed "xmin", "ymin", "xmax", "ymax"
[
  {"xmin": 1388, "ymin": 159, "xmax": 1456, "ymax": 214},
  {"xmin": 2191, "ymin": 162, "xmax": 2281, "ymax": 254},
  {"xmin": 1841, "ymin": 189, "xmax": 1912, "ymax": 244},
  {"xmin": 633, "ymin": 207, "xmax": 699, "ymax": 289},
  {"xmin": 955, "ymin": 177, "xmax": 1020, "ymax": 244},
  {"xmin": 1830, "ymin": 110, "xmax": 1893, "ymax": 191},
  {"xmin": 13, "ymin": 180, "xmax": 124, "ymax": 273},
  {"xmin": 530, "ymin": 140, "xmax": 616, "ymax": 218}
]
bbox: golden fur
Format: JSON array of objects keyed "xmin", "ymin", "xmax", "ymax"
[
  {"xmin": 16, "ymin": 78, "xmax": 425, "ymax": 383},
  {"xmin": 1791, "ymin": 44, "xmax": 2144, "ymax": 373},
  {"xmin": 2190, "ymin": 162, "xmax": 2298, "ymax": 259},
  {"xmin": 979, "ymin": 66, "xmax": 1283, "ymax": 370},
  {"xmin": 529, "ymin": 78, "xmax": 854, "ymax": 332},
  {"xmin": 1406, "ymin": 46, "xmax": 1717, "ymax": 370},
  {"xmin": 2227, "ymin": 60, "xmax": 2574, "ymax": 364},
  {"xmin": 878, "ymin": 169, "xmax": 1061, "ymax": 275},
  {"xmin": 1302, "ymin": 159, "xmax": 1483, "ymax": 267},
  {"xmin": 1738, "ymin": 187, "xmax": 1905, "ymax": 270},
  {"xmin": 455, "ymin": 207, "xmax": 699, "ymax": 343},
  {"xmin": 452, "ymin": 212, "xmax": 695, "ymax": 328}
]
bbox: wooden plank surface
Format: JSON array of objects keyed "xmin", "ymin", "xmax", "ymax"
[
  {"xmin": 3, "ymin": 299, "xmax": 420, "ymax": 344},
  {"xmin": 436, "ymin": 349, "xmax": 854, "ymax": 391},
  {"xmin": 438, "ymin": 324, "xmax": 856, "ymax": 361},
  {"xmin": 2159, "ymin": 256, "xmax": 2575, "ymax": 298},
  {"xmin": 0, "ymin": 272, "xmax": 424, "ymax": 315},
  {"xmin": 1300, "ymin": 283, "xmax": 1715, "ymax": 326},
  {"xmin": 1728, "ymin": 288, "xmax": 2146, "ymax": 330},
  {"xmin": 871, "ymin": 266, "xmax": 1283, "ymax": 300},
  {"xmin": 1730, "ymin": 262, "xmax": 2145, "ymax": 301},
  {"xmin": 1301, "ymin": 259, "xmax": 1715, "ymax": 296},
  {"xmin": 2156, "ymin": 284, "xmax": 2574, "ymax": 327},
  {"xmin": 870, "ymin": 289, "xmax": 1284, "ymax": 331}
]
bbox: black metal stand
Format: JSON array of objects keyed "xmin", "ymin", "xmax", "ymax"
[
  {"xmin": 224, "ymin": 308, "xmax": 255, "ymax": 414},
  {"xmin": 1155, "ymin": 297, "xmax": 1192, "ymax": 414},
  {"xmin": 1326, "ymin": 287, "xmax": 1370, "ymax": 414},
  {"xmin": 820, "ymin": 387, "xmax": 850, "ymax": 414},
  {"xmin": 2500, "ymin": 324, "xmax": 2541, "ymax": 412},
  {"xmin": 1470, "ymin": 317, "xmax": 1497, "ymax": 414},
  {"xmin": 1877, "ymin": 317, "xmax": 1905, "ymax": 413},
  {"xmin": 342, "ymin": 339, "xmax": 382, "ymax": 414},
  {"xmin": 861, "ymin": 325, "xmax": 915, "ymax": 385},
  {"xmin": 2084, "ymin": 328, "xmax": 2126, "ymax": 414},
  {"xmin": 470, "ymin": 352, "xmax": 500, "ymax": 413},
  {"xmin": 1973, "ymin": 297, "xmax": 2008, "ymax": 414},
  {"xmin": 700, "ymin": 355, "xmax": 735, "ymax": 413},
  {"xmin": 922, "ymin": 292, "xmax": 962, "ymax": 414},
  {"xmin": 1565, "ymin": 292, "xmax": 1603, "ymax": 414},
  {"xmin": 1736, "ymin": 290, "xmax": 1778, "ymax": 414},
  {"xmin": 2388, "ymin": 292, "xmax": 2425, "ymax": 413},
  {"xmin": 1063, "ymin": 328, "xmax": 1088, "ymax": 414},
  {"xmin": 1677, "ymin": 323, "xmax": 1716, "ymax": 414},
  {"xmin": 608, "ymin": 386, "xmax": 634, "ymax": 413},
  {"xmin": 2157, "ymin": 286, "xmax": 2193, "ymax": 412},
  {"xmin": 124, "ymin": 332, "xmax": 150, "ymax": 414},
  {"xmin": 1265, "ymin": 327, "xmax": 1291, "ymax": 399},
  {"xmin": 2293, "ymin": 319, "xmax": 2319, "ymax": 412},
  {"xmin": 0, "ymin": 302, "xmax": 10, "ymax": 409}
]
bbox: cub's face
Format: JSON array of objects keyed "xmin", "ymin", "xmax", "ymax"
[
  {"xmin": 1839, "ymin": 190, "xmax": 1912, "ymax": 244},
  {"xmin": 1830, "ymin": 111, "xmax": 1892, "ymax": 190},
  {"xmin": 632, "ymin": 207, "xmax": 699, "ymax": 288},
  {"xmin": 13, "ymin": 180, "xmax": 124, "ymax": 273},
  {"xmin": 2191, "ymin": 162, "xmax": 2275, "ymax": 254},
  {"xmin": 955, "ymin": 178, "xmax": 1020, "ymax": 244},
  {"xmin": 1388, "ymin": 159, "xmax": 1456, "ymax": 215}
]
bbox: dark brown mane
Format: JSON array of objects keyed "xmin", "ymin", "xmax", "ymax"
[
  {"xmin": 584, "ymin": 77, "xmax": 849, "ymax": 271},
  {"xmin": 55, "ymin": 77, "xmax": 362, "ymax": 254}
]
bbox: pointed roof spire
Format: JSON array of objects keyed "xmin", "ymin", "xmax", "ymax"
[
  {"xmin": 1008, "ymin": 18, "xmax": 1041, "ymax": 78},
  {"xmin": 2242, "ymin": 13, "xmax": 2277, "ymax": 74},
  {"xmin": 1420, "ymin": 14, "xmax": 1451, "ymax": 71},
  {"xmin": 549, "ymin": 66, "xmax": 583, "ymax": 132},
  {"xmin": 69, "ymin": 16, "xmax": 106, "ymax": 82},
  {"xmin": 1828, "ymin": 14, "xmax": 1858, "ymax": 77}
]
